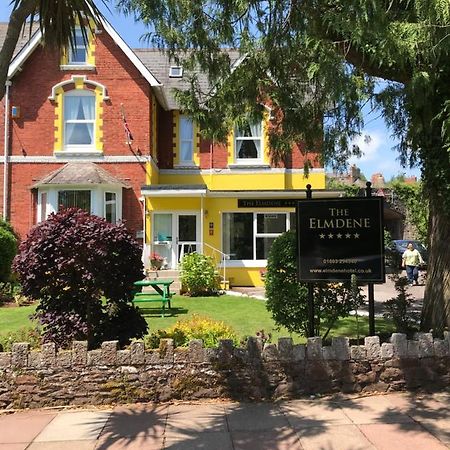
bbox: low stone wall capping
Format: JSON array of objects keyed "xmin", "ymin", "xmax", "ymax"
[{"xmin": 0, "ymin": 332, "xmax": 449, "ymax": 409}]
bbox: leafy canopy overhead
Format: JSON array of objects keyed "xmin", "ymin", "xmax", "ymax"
[{"xmin": 120, "ymin": 0, "xmax": 450, "ymax": 199}]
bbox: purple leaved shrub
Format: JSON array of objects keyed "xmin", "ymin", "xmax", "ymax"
[{"xmin": 13, "ymin": 208, "xmax": 147, "ymax": 348}]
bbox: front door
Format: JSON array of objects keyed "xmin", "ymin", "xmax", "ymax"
[{"xmin": 177, "ymin": 214, "xmax": 199, "ymax": 263}]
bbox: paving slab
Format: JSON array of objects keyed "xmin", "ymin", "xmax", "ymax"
[
  {"xmin": 232, "ymin": 428, "xmax": 302, "ymax": 450},
  {"xmin": 95, "ymin": 434, "xmax": 164, "ymax": 449},
  {"xmin": 33, "ymin": 410, "xmax": 111, "ymax": 442},
  {"xmin": 99, "ymin": 404, "xmax": 167, "ymax": 438},
  {"xmin": 164, "ymin": 431, "xmax": 233, "ymax": 450},
  {"xmin": 0, "ymin": 444, "xmax": 28, "ymax": 450},
  {"xmin": 359, "ymin": 423, "xmax": 448, "ymax": 450},
  {"xmin": 0, "ymin": 411, "xmax": 56, "ymax": 444},
  {"xmin": 281, "ymin": 399, "xmax": 353, "ymax": 428},
  {"xmin": 28, "ymin": 440, "xmax": 97, "ymax": 449},
  {"xmin": 225, "ymin": 403, "xmax": 289, "ymax": 431},
  {"xmin": 296, "ymin": 424, "xmax": 375, "ymax": 450},
  {"xmin": 337, "ymin": 395, "xmax": 414, "ymax": 424},
  {"xmin": 166, "ymin": 404, "xmax": 227, "ymax": 433}
]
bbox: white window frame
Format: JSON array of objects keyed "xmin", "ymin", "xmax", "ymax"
[
  {"xmin": 234, "ymin": 119, "xmax": 264, "ymax": 164},
  {"xmin": 63, "ymin": 89, "xmax": 96, "ymax": 152},
  {"xmin": 179, "ymin": 115, "xmax": 195, "ymax": 165},
  {"xmin": 222, "ymin": 211, "xmax": 294, "ymax": 265},
  {"xmin": 68, "ymin": 28, "xmax": 88, "ymax": 65},
  {"xmin": 104, "ymin": 191, "xmax": 118, "ymax": 224},
  {"xmin": 37, "ymin": 187, "xmax": 122, "ymax": 223}
]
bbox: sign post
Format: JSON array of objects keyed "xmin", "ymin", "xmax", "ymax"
[
  {"xmin": 365, "ymin": 182, "xmax": 376, "ymax": 336},
  {"xmin": 296, "ymin": 193, "xmax": 385, "ymax": 335},
  {"xmin": 305, "ymin": 185, "xmax": 315, "ymax": 337}
]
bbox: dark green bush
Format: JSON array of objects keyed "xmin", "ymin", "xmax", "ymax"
[
  {"xmin": 265, "ymin": 230, "xmax": 365, "ymax": 337},
  {"xmin": 13, "ymin": 208, "xmax": 147, "ymax": 349},
  {"xmin": 180, "ymin": 253, "xmax": 220, "ymax": 296},
  {"xmin": 0, "ymin": 219, "xmax": 18, "ymax": 283}
]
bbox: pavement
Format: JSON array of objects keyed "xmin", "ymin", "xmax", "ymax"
[
  {"xmin": 1, "ymin": 392, "xmax": 449, "ymax": 449},
  {"xmin": 230, "ymin": 273, "xmax": 426, "ymax": 317}
]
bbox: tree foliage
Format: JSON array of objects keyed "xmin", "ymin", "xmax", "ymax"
[
  {"xmin": 0, "ymin": 219, "xmax": 18, "ymax": 283},
  {"xmin": 120, "ymin": 0, "xmax": 450, "ymax": 333},
  {"xmin": 265, "ymin": 231, "xmax": 365, "ymax": 338},
  {"xmin": 0, "ymin": 0, "xmax": 108, "ymax": 100},
  {"xmin": 12, "ymin": 208, "xmax": 147, "ymax": 348}
]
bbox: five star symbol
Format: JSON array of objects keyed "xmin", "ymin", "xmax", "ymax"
[{"xmin": 317, "ymin": 232, "xmax": 362, "ymax": 239}]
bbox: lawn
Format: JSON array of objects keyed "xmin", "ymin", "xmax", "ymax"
[{"xmin": 0, "ymin": 295, "xmax": 394, "ymax": 346}]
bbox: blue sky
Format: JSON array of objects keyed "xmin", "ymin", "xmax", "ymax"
[{"xmin": 0, "ymin": 3, "xmax": 421, "ymax": 181}]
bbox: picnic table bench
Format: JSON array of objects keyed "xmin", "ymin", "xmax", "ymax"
[{"xmin": 132, "ymin": 279, "xmax": 174, "ymax": 317}]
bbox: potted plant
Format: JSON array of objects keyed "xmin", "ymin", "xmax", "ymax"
[{"xmin": 150, "ymin": 252, "xmax": 164, "ymax": 270}]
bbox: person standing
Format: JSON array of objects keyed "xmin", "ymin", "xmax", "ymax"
[{"xmin": 402, "ymin": 242, "xmax": 424, "ymax": 285}]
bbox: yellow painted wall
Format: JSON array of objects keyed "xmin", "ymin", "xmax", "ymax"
[{"xmin": 159, "ymin": 171, "xmax": 325, "ymax": 190}]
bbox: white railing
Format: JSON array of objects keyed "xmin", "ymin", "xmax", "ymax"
[{"xmin": 178, "ymin": 241, "xmax": 229, "ymax": 286}]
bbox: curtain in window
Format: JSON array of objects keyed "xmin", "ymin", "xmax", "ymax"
[
  {"xmin": 180, "ymin": 116, "xmax": 193, "ymax": 161},
  {"xmin": 64, "ymin": 94, "xmax": 95, "ymax": 145},
  {"xmin": 249, "ymin": 121, "xmax": 262, "ymax": 155}
]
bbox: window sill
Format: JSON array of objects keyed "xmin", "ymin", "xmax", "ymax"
[
  {"xmin": 228, "ymin": 163, "xmax": 271, "ymax": 169},
  {"xmin": 60, "ymin": 64, "xmax": 96, "ymax": 71},
  {"xmin": 173, "ymin": 163, "xmax": 199, "ymax": 169},
  {"xmin": 54, "ymin": 150, "xmax": 103, "ymax": 158}
]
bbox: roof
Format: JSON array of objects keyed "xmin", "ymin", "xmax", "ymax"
[
  {"xmin": 0, "ymin": 20, "xmax": 241, "ymax": 111},
  {"xmin": 31, "ymin": 163, "xmax": 130, "ymax": 188},
  {"xmin": 134, "ymin": 49, "xmax": 241, "ymax": 110}
]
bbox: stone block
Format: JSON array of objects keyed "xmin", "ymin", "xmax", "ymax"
[
  {"xmin": 364, "ymin": 336, "xmax": 381, "ymax": 359},
  {"xmin": 332, "ymin": 337, "xmax": 350, "ymax": 361},
  {"xmin": 407, "ymin": 340, "xmax": 419, "ymax": 358},
  {"xmin": 292, "ymin": 344, "xmax": 306, "ymax": 361},
  {"xmin": 11, "ymin": 343, "xmax": 29, "ymax": 368},
  {"xmin": 218, "ymin": 339, "xmax": 234, "ymax": 360},
  {"xmin": 159, "ymin": 338, "xmax": 174, "ymax": 362},
  {"xmin": 117, "ymin": 350, "xmax": 131, "ymax": 365},
  {"xmin": 189, "ymin": 339, "xmax": 205, "ymax": 362},
  {"xmin": 322, "ymin": 346, "xmax": 336, "ymax": 360},
  {"xmin": 28, "ymin": 351, "xmax": 42, "ymax": 369},
  {"xmin": 145, "ymin": 349, "xmax": 162, "ymax": 364},
  {"xmin": 262, "ymin": 343, "xmax": 279, "ymax": 361},
  {"xmin": 130, "ymin": 341, "xmax": 145, "ymax": 365},
  {"xmin": 381, "ymin": 343, "xmax": 394, "ymax": 359},
  {"xmin": 0, "ymin": 352, "xmax": 11, "ymax": 368},
  {"xmin": 101, "ymin": 341, "xmax": 118, "ymax": 365},
  {"xmin": 444, "ymin": 331, "xmax": 450, "ymax": 348},
  {"xmin": 57, "ymin": 350, "xmax": 72, "ymax": 367},
  {"xmin": 390, "ymin": 333, "xmax": 407, "ymax": 357},
  {"xmin": 306, "ymin": 337, "xmax": 323, "ymax": 360},
  {"xmin": 278, "ymin": 338, "xmax": 293, "ymax": 359},
  {"xmin": 246, "ymin": 336, "xmax": 263, "ymax": 358},
  {"xmin": 417, "ymin": 333, "xmax": 434, "ymax": 358},
  {"xmin": 174, "ymin": 348, "xmax": 189, "ymax": 363},
  {"xmin": 434, "ymin": 339, "xmax": 449, "ymax": 357},
  {"xmin": 72, "ymin": 341, "xmax": 88, "ymax": 366},
  {"xmin": 87, "ymin": 349, "xmax": 102, "ymax": 366},
  {"xmin": 351, "ymin": 345, "xmax": 367, "ymax": 360},
  {"xmin": 42, "ymin": 342, "xmax": 56, "ymax": 366}
]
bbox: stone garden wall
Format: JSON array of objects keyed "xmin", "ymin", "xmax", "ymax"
[{"xmin": 1, "ymin": 332, "xmax": 449, "ymax": 409}]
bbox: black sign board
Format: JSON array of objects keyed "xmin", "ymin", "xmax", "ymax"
[
  {"xmin": 238, "ymin": 199, "xmax": 297, "ymax": 208},
  {"xmin": 296, "ymin": 197, "xmax": 385, "ymax": 282}
]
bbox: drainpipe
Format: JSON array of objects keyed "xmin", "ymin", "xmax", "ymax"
[{"xmin": 3, "ymin": 80, "xmax": 12, "ymax": 220}]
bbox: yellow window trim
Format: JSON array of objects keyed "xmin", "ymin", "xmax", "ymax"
[
  {"xmin": 173, "ymin": 111, "xmax": 200, "ymax": 167},
  {"xmin": 227, "ymin": 113, "xmax": 270, "ymax": 165},
  {"xmin": 60, "ymin": 25, "xmax": 96, "ymax": 67},
  {"xmin": 51, "ymin": 76, "xmax": 107, "ymax": 153}
]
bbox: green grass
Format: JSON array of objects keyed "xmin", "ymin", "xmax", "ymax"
[
  {"xmin": 0, "ymin": 295, "xmax": 394, "ymax": 345},
  {"xmin": 0, "ymin": 303, "xmax": 37, "ymax": 334}
]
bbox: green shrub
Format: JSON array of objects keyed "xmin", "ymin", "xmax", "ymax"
[
  {"xmin": 0, "ymin": 219, "xmax": 18, "ymax": 283},
  {"xmin": 0, "ymin": 326, "xmax": 42, "ymax": 352},
  {"xmin": 144, "ymin": 314, "xmax": 238, "ymax": 348},
  {"xmin": 180, "ymin": 253, "xmax": 220, "ymax": 296},
  {"xmin": 265, "ymin": 230, "xmax": 365, "ymax": 337}
]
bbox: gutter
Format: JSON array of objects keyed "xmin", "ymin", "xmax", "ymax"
[{"xmin": 3, "ymin": 80, "xmax": 11, "ymax": 220}]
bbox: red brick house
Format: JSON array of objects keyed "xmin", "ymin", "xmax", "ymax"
[{"xmin": 0, "ymin": 19, "xmax": 327, "ymax": 286}]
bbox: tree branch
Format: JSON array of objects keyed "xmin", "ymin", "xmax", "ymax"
[{"xmin": 0, "ymin": 0, "xmax": 38, "ymax": 100}]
